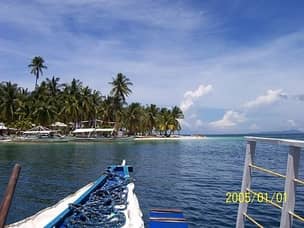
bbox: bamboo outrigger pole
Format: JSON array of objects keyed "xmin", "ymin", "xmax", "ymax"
[{"xmin": 0, "ymin": 164, "xmax": 21, "ymax": 228}]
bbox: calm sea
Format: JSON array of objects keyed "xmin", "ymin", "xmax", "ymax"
[{"xmin": 0, "ymin": 134, "xmax": 304, "ymax": 227}]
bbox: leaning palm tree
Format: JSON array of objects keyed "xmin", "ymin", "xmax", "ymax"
[{"xmin": 28, "ymin": 56, "xmax": 47, "ymax": 88}]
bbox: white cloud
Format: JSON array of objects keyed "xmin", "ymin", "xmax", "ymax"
[
  {"xmin": 249, "ymin": 123, "xmax": 259, "ymax": 130},
  {"xmin": 195, "ymin": 119, "xmax": 204, "ymax": 127},
  {"xmin": 295, "ymin": 94, "xmax": 304, "ymax": 101},
  {"xmin": 180, "ymin": 84, "xmax": 212, "ymax": 112},
  {"xmin": 0, "ymin": 1, "xmax": 304, "ymax": 133},
  {"xmin": 287, "ymin": 119, "xmax": 296, "ymax": 127},
  {"xmin": 243, "ymin": 89, "xmax": 287, "ymax": 109},
  {"xmin": 209, "ymin": 110, "xmax": 245, "ymax": 128}
]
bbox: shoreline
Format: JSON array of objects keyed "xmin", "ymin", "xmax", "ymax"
[
  {"xmin": 0, "ymin": 135, "xmax": 206, "ymax": 143},
  {"xmin": 134, "ymin": 135, "xmax": 206, "ymax": 141}
]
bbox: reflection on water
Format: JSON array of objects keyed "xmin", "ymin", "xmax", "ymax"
[{"xmin": 0, "ymin": 135, "xmax": 303, "ymax": 227}]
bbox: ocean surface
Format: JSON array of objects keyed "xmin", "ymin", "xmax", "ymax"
[{"xmin": 0, "ymin": 134, "xmax": 304, "ymax": 227}]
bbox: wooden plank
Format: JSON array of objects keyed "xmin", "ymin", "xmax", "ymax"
[
  {"xmin": 149, "ymin": 217, "xmax": 186, "ymax": 222},
  {"xmin": 151, "ymin": 208, "xmax": 183, "ymax": 213},
  {"xmin": 245, "ymin": 136, "xmax": 304, "ymax": 148},
  {"xmin": 236, "ymin": 140, "xmax": 256, "ymax": 228},
  {"xmin": 0, "ymin": 164, "xmax": 21, "ymax": 227},
  {"xmin": 280, "ymin": 146, "xmax": 301, "ymax": 228}
]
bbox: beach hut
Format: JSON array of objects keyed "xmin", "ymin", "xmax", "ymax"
[{"xmin": 0, "ymin": 123, "xmax": 8, "ymax": 136}]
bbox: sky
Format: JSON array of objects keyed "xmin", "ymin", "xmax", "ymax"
[{"xmin": 0, "ymin": 0, "xmax": 304, "ymax": 133}]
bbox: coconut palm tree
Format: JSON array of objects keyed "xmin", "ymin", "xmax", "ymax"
[
  {"xmin": 99, "ymin": 96, "xmax": 115, "ymax": 123},
  {"xmin": 109, "ymin": 73, "xmax": 133, "ymax": 105},
  {"xmin": 146, "ymin": 104, "xmax": 159, "ymax": 135},
  {"xmin": 15, "ymin": 88, "xmax": 31, "ymax": 121},
  {"xmin": 46, "ymin": 76, "xmax": 62, "ymax": 97},
  {"xmin": 0, "ymin": 76, "xmax": 185, "ymax": 134},
  {"xmin": 124, "ymin": 103, "xmax": 142, "ymax": 135},
  {"xmin": 28, "ymin": 56, "xmax": 47, "ymax": 88},
  {"xmin": 80, "ymin": 86, "xmax": 92, "ymax": 121},
  {"xmin": 32, "ymin": 99, "xmax": 57, "ymax": 126},
  {"xmin": 0, "ymin": 82, "xmax": 20, "ymax": 123},
  {"xmin": 60, "ymin": 79, "xmax": 83, "ymax": 127},
  {"xmin": 90, "ymin": 90, "xmax": 103, "ymax": 126},
  {"xmin": 171, "ymin": 106, "xmax": 184, "ymax": 134},
  {"xmin": 30, "ymin": 81, "xmax": 57, "ymax": 125},
  {"xmin": 156, "ymin": 108, "xmax": 174, "ymax": 137},
  {"xmin": 60, "ymin": 95, "xmax": 80, "ymax": 127}
]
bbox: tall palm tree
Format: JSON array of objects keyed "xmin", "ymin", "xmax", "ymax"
[
  {"xmin": 109, "ymin": 73, "xmax": 133, "ymax": 105},
  {"xmin": 28, "ymin": 56, "xmax": 47, "ymax": 88},
  {"xmin": 80, "ymin": 86, "xmax": 93, "ymax": 121},
  {"xmin": 91, "ymin": 90, "xmax": 102, "ymax": 126}
]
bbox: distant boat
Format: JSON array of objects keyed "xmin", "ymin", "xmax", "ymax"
[
  {"xmin": 72, "ymin": 128, "xmax": 134, "ymax": 142},
  {"xmin": 7, "ymin": 161, "xmax": 144, "ymax": 227},
  {"xmin": 13, "ymin": 126, "xmax": 71, "ymax": 143}
]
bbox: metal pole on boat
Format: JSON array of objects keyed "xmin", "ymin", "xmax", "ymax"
[{"xmin": 0, "ymin": 164, "xmax": 21, "ymax": 228}]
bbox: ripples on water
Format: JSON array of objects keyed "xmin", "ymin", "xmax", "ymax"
[{"xmin": 0, "ymin": 134, "xmax": 303, "ymax": 227}]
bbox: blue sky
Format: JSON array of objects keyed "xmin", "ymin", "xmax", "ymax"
[{"xmin": 0, "ymin": 0, "xmax": 304, "ymax": 133}]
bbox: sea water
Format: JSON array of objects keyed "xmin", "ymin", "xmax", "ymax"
[{"xmin": 0, "ymin": 134, "xmax": 303, "ymax": 227}]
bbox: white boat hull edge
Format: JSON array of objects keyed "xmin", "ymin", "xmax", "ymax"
[{"xmin": 7, "ymin": 182, "xmax": 144, "ymax": 228}]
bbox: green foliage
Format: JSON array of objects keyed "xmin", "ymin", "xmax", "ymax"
[
  {"xmin": 28, "ymin": 56, "xmax": 47, "ymax": 87},
  {"xmin": 9, "ymin": 118, "xmax": 33, "ymax": 131},
  {"xmin": 1, "ymin": 57, "xmax": 184, "ymax": 134}
]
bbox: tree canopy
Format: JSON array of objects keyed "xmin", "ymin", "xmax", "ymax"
[{"xmin": 1, "ymin": 58, "xmax": 184, "ymax": 136}]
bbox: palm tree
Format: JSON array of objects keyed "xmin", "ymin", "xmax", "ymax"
[
  {"xmin": 146, "ymin": 104, "xmax": 159, "ymax": 135},
  {"xmin": 46, "ymin": 76, "xmax": 62, "ymax": 96},
  {"xmin": 109, "ymin": 73, "xmax": 133, "ymax": 105},
  {"xmin": 91, "ymin": 90, "xmax": 102, "ymax": 126},
  {"xmin": 28, "ymin": 56, "xmax": 47, "ymax": 88},
  {"xmin": 171, "ymin": 106, "xmax": 184, "ymax": 134},
  {"xmin": 16, "ymin": 88, "xmax": 31, "ymax": 121},
  {"xmin": 0, "ymin": 82, "xmax": 20, "ymax": 123},
  {"xmin": 124, "ymin": 103, "xmax": 143, "ymax": 135},
  {"xmin": 99, "ymin": 96, "xmax": 115, "ymax": 123},
  {"xmin": 30, "ymin": 81, "xmax": 57, "ymax": 125},
  {"xmin": 32, "ymin": 99, "xmax": 57, "ymax": 126},
  {"xmin": 60, "ymin": 95, "xmax": 80, "ymax": 127},
  {"xmin": 0, "ymin": 76, "xmax": 185, "ymax": 134}
]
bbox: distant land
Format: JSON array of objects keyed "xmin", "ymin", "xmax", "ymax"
[
  {"xmin": 203, "ymin": 129, "xmax": 304, "ymax": 137},
  {"xmin": 251, "ymin": 129, "xmax": 304, "ymax": 135}
]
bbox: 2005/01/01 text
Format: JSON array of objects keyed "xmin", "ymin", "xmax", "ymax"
[{"xmin": 226, "ymin": 192, "xmax": 287, "ymax": 204}]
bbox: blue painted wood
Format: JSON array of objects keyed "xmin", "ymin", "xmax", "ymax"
[
  {"xmin": 150, "ymin": 212, "xmax": 184, "ymax": 218},
  {"xmin": 44, "ymin": 165, "xmax": 131, "ymax": 228},
  {"xmin": 150, "ymin": 221, "xmax": 188, "ymax": 228}
]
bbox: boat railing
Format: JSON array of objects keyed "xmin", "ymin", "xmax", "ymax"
[{"xmin": 236, "ymin": 136, "xmax": 304, "ymax": 228}]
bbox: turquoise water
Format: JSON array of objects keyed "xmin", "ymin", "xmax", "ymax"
[{"xmin": 0, "ymin": 135, "xmax": 304, "ymax": 227}]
